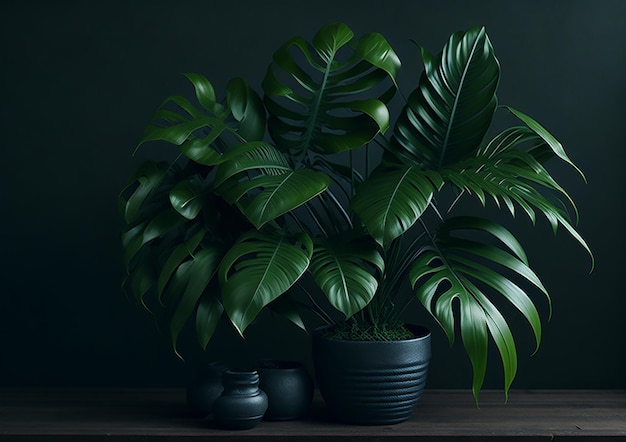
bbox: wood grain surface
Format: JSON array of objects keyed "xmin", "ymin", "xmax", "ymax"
[{"xmin": 0, "ymin": 389, "xmax": 624, "ymax": 441}]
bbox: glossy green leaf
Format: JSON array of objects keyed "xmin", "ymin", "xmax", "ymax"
[
  {"xmin": 442, "ymin": 143, "xmax": 593, "ymax": 268},
  {"xmin": 136, "ymin": 76, "xmax": 262, "ymax": 157},
  {"xmin": 218, "ymin": 153, "xmax": 330, "ymax": 228},
  {"xmin": 410, "ymin": 216, "xmax": 548, "ymax": 399},
  {"xmin": 459, "ymin": 293, "xmax": 488, "ymax": 401},
  {"xmin": 120, "ymin": 161, "xmax": 168, "ymax": 224},
  {"xmin": 219, "ymin": 231, "xmax": 313, "ymax": 335},
  {"xmin": 389, "ymin": 26, "xmax": 500, "ymax": 168},
  {"xmin": 123, "ymin": 209, "xmax": 186, "ymax": 267},
  {"xmin": 141, "ymin": 116, "xmax": 228, "ymax": 147},
  {"xmin": 157, "ymin": 228, "xmax": 206, "ymax": 297},
  {"xmin": 226, "ymin": 78, "xmax": 266, "ymax": 141},
  {"xmin": 309, "ymin": 236, "xmax": 383, "ymax": 318},
  {"xmin": 242, "ymin": 170, "xmax": 330, "ymax": 228},
  {"xmin": 504, "ymin": 106, "xmax": 585, "ymax": 180},
  {"xmin": 183, "ymin": 73, "xmax": 217, "ymax": 112},
  {"xmin": 169, "ymin": 179, "xmax": 204, "ymax": 220},
  {"xmin": 214, "ymin": 142, "xmax": 291, "ymax": 188},
  {"xmin": 179, "ymin": 136, "xmax": 223, "ymax": 166},
  {"xmin": 126, "ymin": 259, "xmax": 156, "ymax": 310},
  {"xmin": 168, "ymin": 247, "xmax": 222, "ymax": 355},
  {"xmin": 263, "ymin": 22, "xmax": 399, "ymax": 155},
  {"xmin": 196, "ymin": 294, "xmax": 224, "ymax": 350},
  {"xmin": 142, "ymin": 208, "xmax": 187, "ymax": 244},
  {"xmin": 351, "ymin": 164, "xmax": 443, "ymax": 245}
]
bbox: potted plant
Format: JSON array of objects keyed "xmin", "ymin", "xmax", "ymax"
[{"xmin": 119, "ymin": 23, "xmax": 591, "ymax": 423}]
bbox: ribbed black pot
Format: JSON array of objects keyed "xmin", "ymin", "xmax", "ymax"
[{"xmin": 312, "ymin": 324, "xmax": 431, "ymax": 425}]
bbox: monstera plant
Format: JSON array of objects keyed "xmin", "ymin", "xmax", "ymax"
[{"xmin": 119, "ymin": 23, "xmax": 590, "ymax": 399}]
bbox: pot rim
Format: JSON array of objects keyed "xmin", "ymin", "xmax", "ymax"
[{"xmin": 313, "ymin": 323, "xmax": 431, "ymax": 344}]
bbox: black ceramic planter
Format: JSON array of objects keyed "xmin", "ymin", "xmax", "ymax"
[
  {"xmin": 312, "ymin": 324, "xmax": 431, "ymax": 425},
  {"xmin": 212, "ymin": 370, "xmax": 268, "ymax": 430},
  {"xmin": 186, "ymin": 360, "xmax": 228, "ymax": 417},
  {"xmin": 257, "ymin": 360, "xmax": 314, "ymax": 420}
]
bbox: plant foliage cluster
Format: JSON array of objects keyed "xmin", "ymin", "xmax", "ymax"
[{"xmin": 120, "ymin": 23, "xmax": 590, "ymax": 399}]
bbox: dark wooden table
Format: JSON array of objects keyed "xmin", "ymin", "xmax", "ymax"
[{"xmin": 0, "ymin": 389, "xmax": 624, "ymax": 441}]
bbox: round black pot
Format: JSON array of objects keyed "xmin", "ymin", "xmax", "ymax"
[
  {"xmin": 257, "ymin": 360, "xmax": 314, "ymax": 421},
  {"xmin": 312, "ymin": 324, "xmax": 431, "ymax": 425}
]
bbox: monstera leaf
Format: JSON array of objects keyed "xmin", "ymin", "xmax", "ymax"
[
  {"xmin": 309, "ymin": 235, "xmax": 384, "ymax": 318},
  {"xmin": 388, "ymin": 26, "xmax": 500, "ymax": 169},
  {"xmin": 169, "ymin": 178, "xmax": 205, "ymax": 220},
  {"xmin": 138, "ymin": 75, "xmax": 265, "ymax": 162},
  {"xmin": 351, "ymin": 164, "xmax": 444, "ymax": 246},
  {"xmin": 219, "ymin": 231, "xmax": 314, "ymax": 335},
  {"xmin": 164, "ymin": 246, "xmax": 223, "ymax": 355},
  {"xmin": 119, "ymin": 161, "xmax": 171, "ymax": 225},
  {"xmin": 410, "ymin": 216, "xmax": 549, "ymax": 400},
  {"xmin": 215, "ymin": 142, "xmax": 330, "ymax": 228},
  {"xmin": 262, "ymin": 22, "xmax": 400, "ymax": 156},
  {"xmin": 120, "ymin": 162, "xmax": 188, "ymax": 270}
]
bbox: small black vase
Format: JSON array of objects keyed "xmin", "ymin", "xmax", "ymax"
[
  {"xmin": 257, "ymin": 360, "xmax": 314, "ymax": 420},
  {"xmin": 212, "ymin": 370, "xmax": 268, "ymax": 430},
  {"xmin": 186, "ymin": 360, "xmax": 228, "ymax": 417}
]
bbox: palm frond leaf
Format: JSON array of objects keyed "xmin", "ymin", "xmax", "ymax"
[{"xmin": 443, "ymin": 134, "xmax": 592, "ymax": 264}]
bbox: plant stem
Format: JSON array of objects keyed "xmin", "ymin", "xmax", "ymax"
[{"xmin": 297, "ymin": 281, "xmax": 335, "ymax": 326}]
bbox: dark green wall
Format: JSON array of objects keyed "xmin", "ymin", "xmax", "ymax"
[{"xmin": 2, "ymin": 0, "xmax": 625, "ymax": 390}]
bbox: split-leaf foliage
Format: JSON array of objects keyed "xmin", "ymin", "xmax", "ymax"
[{"xmin": 120, "ymin": 23, "xmax": 591, "ymax": 400}]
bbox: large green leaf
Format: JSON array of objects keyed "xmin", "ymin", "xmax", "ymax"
[
  {"xmin": 388, "ymin": 26, "xmax": 500, "ymax": 169},
  {"xmin": 262, "ymin": 22, "xmax": 399, "ymax": 155},
  {"xmin": 213, "ymin": 142, "xmax": 291, "ymax": 188},
  {"xmin": 157, "ymin": 228, "xmax": 206, "ymax": 298},
  {"xmin": 351, "ymin": 164, "xmax": 443, "ymax": 246},
  {"xmin": 226, "ymin": 77, "xmax": 266, "ymax": 142},
  {"xmin": 409, "ymin": 216, "xmax": 549, "ymax": 400},
  {"xmin": 504, "ymin": 106, "xmax": 585, "ymax": 180},
  {"xmin": 309, "ymin": 235, "xmax": 384, "ymax": 318},
  {"xmin": 216, "ymin": 143, "xmax": 330, "ymax": 228},
  {"xmin": 240, "ymin": 170, "xmax": 330, "ymax": 228},
  {"xmin": 169, "ymin": 178, "xmax": 205, "ymax": 220},
  {"xmin": 166, "ymin": 246, "xmax": 223, "ymax": 355},
  {"xmin": 119, "ymin": 161, "xmax": 169, "ymax": 225},
  {"xmin": 137, "ymin": 74, "xmax": 265, "ymax": 162},
  {"xmin": 443, "ymin": 137, "xmax": 593, "ymax": 265},
  {"xmin": 219, "ymin": 231, "xmax": 313, "ymax": 335},
  {"xmin": 123, "ymin": 208, "xmax": 187, "ymax": 268},
  {"xmin": 196, "ymin": 293, "xmax": 224, "ymax": 350}
]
